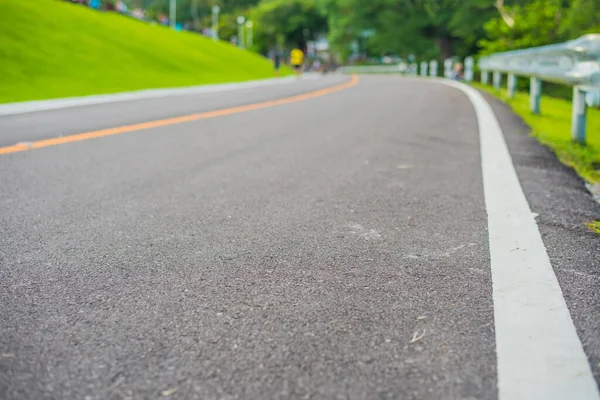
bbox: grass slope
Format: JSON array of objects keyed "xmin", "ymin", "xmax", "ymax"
[
  {"xmin": 0, "ymin": 0, "xmax": 282, "ymax": 103},
  {"xmin": 475, "ymin": 83, "xmax": 600, "ymax": 185}
]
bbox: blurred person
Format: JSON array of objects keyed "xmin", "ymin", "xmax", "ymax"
[
  {"xmin": 322, "ymin": 54, "xmax": 330, "ymax": 75},
  {"xmin": 132, "ymin": 8, "xmax": 145, "ymax": 19},
  {"xmin": 290, "ymin": 47, "xmax": 305, "ymax": 78},
  {"xmin": 116, "ymin": 0, "xmax": 127, "ymax": 13},
  {"xmin": 313, "ymin": 59, "xmax": 321, "ymax": 72},
  {"xmin": 322, "ymin": 54, "xmax": 336, "ymax": 75},
  {"xmin": 270, "ymin": 46, "xmax": 283, "ymax": 76},
  {"xmin": 452, "ymin": 62, "xmax": 464, "ymax": 80}
]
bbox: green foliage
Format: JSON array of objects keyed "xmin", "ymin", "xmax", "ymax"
[
  {"xmin": 323, "ymin": 0, "xmax": 512, "ymax": 62},
  {"xmin": 475, "ymin": 0, "xmax": 599, "ymax": 103},
  {"xmin": 478, "ymin": 0, "xmax": 564, "ymax": 54},
  {"xmin": 586, "ymin": 221, "xmax": 600, "ymax": 235},
  {"xmin": 251, "ymin": 0, "xmax": 327, "ymax": 54},
  {"xmin": 139, "ymin": 0, "xmax": 327, "ymax": 52},
  {"xmin": 561, "ymin": 0, "xmax": 600, "ymax": 37},
  {"xmin": 142, "ymin": 0, "xmax": 262, "ymax": 41},
  {"xmin": 479, "ymin": 0, "xmax": 600, "ymax": 54},
  {"xmin": 318, "ymin": 0, "xmax": 599, "ymax": 63},
  {"xmin": 0, "ymin": 0, "xmax": 285, "ymax": 103},
  {"xmin": 144, "ymin": 0, "xmax": 261, "ymax": 23},
  {"xmin": 317, "ymin": 0, "xmax": 358, "ymax": 60},
  {"xmin": 98, "ymin": 0, "xmax": 600, "ymax": 65}
]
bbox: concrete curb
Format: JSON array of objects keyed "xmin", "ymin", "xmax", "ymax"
[{"xmin": 0, "ymin": 75, "xmax": 321, "ymax": 116}]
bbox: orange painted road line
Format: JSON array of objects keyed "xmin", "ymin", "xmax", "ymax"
[{"xmin": 0, "ymin": 76, "xmax": 360, "ymax": 156}]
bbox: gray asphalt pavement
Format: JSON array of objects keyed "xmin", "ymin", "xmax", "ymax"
[
  {"xmin": 0, "ymin": 75, "xmax": 598, "ymax": 399},
  {"xmin": 0, "ymin": 74, "xmax": 347, "ymax": 147}
]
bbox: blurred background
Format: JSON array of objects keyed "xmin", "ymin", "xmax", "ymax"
[
  {"xmin": 1, "ymin": 0, "xmax": 599, "ymax": 103},
  {"xmin": 58, "ymin": 0, "xmax": 600, "ymax": 63}
]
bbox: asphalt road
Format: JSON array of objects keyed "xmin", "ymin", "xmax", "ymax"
[{"xmin": 0, "ymin": 75, "xmax": 598, "ymax": 400}]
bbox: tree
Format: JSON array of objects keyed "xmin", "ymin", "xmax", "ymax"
[
  {"xmin": 560, "ymin": 0, "xmax": 600, "ymax": 38},
  {"xmin": 251, "ymin": 0, "xmax": 328, "ymax": 54},
  {"xmin": 317, "ymin": 0, "xmax": 361, "ymax": 61},
  {"xmin": 478, "ymin": 0, "xmax": 600, "ymax": 54},
  {"xmin": 324, "ymin": 0, "xmax": 516, "ymax": 62},
  {"xmin": 478, "ymin": 0, "xmax": 564, "ymax": 54}
]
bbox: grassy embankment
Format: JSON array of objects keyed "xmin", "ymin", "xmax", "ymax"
[
  {"xmin": 474, "ymin": 83, "xmax": 600, "ymax": 232},
  {"xmin": 0, "ymin": 0, "xmax": 287, "ymax": 103},
  {"xmin": 475, "ymin": 83, "xmax": 600, "ymax": 184}
]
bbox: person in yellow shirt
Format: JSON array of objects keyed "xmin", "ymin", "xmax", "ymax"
[{"xmin": 290, "ymin": 48, "xmax": 305, "ymax": 78}]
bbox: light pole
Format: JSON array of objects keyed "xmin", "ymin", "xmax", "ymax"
[
  {"xmin": 237, "ymin": 16, "xmax": 245, "ymax": 48},
  {"xmin": 245, "ymin": 20, "xmax": 253, "ymax": 49},
  {"xmin": 211, "ymin": 5, "xmax": 220, "ymax": 41},
  {"xmin": 169, "ymin": 0, "xmax": 176, "ymax": 29}
]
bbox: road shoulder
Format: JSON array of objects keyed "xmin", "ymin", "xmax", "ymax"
[{"xmin": 478, "ymin": 89, "xmax": 600, "ymax": 386}]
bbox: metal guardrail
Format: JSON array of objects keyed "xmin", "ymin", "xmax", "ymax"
[
  {"xmin": 479, "ymin": 34, "xmax": 600, "ymax": 89},
  {"xmin": 339, "ymin": 64, "xmax": 407, "ymax": 74},
  {"xmin": 478, "ymin": 34, "xmax": 600, "ymax": 143}
]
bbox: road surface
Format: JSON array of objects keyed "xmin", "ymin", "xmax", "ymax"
[{"xmin": 1, "ymin": 75, "xmax": 599, "ymax": 400}]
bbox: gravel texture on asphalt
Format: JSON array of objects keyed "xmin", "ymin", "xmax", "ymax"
[{"xmin": 1, "ymin": 75, "xmax": 596, "ymax": 399}]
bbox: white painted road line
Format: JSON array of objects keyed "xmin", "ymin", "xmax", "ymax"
[{"xmin": 441, "ymin": 79, "xmax": 600, "ymax": 400}]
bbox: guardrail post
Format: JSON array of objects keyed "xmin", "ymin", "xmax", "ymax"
[
  {"xmin": 411, "ymin": 63, "xmax": 418, "ymax": 75},
  {"xmin": 420, "ymin": 61, "xmax": 428, "ymax": 77},
  {"xmin": 444, "ymin": 59, "xmax": 453, "ymax": 78},
  {"xmin": 530, "ymin": 77, "xmax": 542, "ymax": 114},
  {"xmin": 464, "ymin": 57, "xmax": 474, "ymax": 82},
  {"xmin": 572, "ymin": 87, "xmax": 587, "ymax": 143},
  {"xmin": 429, "ymin": 60, "xmax": 438, "ymax": 77},
  {"xmin": 481, "ymin": 71, "xmax": 489, "ymax": 85},
  {"xmin": 507, "ymin": 73, "xmax": 517, "ymax": 98},
  {"xmin": 587, "ymin": 90, "xmax": 600, "ymax": 108},
  {"xmin": 493, "ymin": 71, "xmax": 502, "ymax": 90}
]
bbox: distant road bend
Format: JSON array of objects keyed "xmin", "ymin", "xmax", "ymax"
[{"xmin": 1, "ymin": 74, "xmax": 599, "ymax": 400}]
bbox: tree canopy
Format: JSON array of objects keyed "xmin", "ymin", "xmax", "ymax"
[
  {"xmin": 250, "ymin": 0, "xmax": 327, "ymax": 54},
  {"xmin": 123, "ymin": 0, "xmax": 600, "ymax": 61}
]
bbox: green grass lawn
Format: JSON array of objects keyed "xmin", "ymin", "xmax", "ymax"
[
  {"xmin": 474, "ymin": 83, "xmax": 600, "ymax": 185},
  {"xmin": 0, "ymin": 0, "xmax": 286, "ymax": 103}
]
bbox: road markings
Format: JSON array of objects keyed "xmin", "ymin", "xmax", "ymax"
[
  {"xmin": 0, "ymin": 76, "xmax": 359, "ymax": 156},
  {"xmin": 0, "ymin": 76, "xmax": 318, "ymax": 116},
  {"xmin": 440, "ymin": 79, "xmax": 600, "ymax": 400}
]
